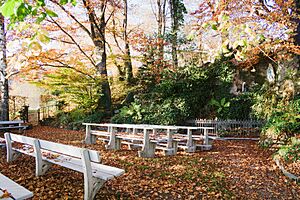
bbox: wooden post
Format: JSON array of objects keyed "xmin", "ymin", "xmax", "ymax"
[
  {"xmin": 153, "ymin": 129, "xmax": 157, "ymax": 138},
  {"xmin": 138, "ymin": 128, "xmax": 156, "ymax": 158},
  {"xmin": 186, "ymin": 128, "xmax": 196, "ymax": 153},
  {"xmin": 84, "ymin": 125, "xmax": 92, "ymax": 144},
  {"xmin": 4, "ymin": 133, "xmax": 15, "ymax": 162},
  {"xmin": 167, "ymin": 129, "xmax": 172, "ymax": 148},
  {"xmin": 106, "ymin": 126, "xmax": 120, "ymax": 150},
  {"xmin": 204, "ymin": 128, "xmax": 209, "ymax": 145}
]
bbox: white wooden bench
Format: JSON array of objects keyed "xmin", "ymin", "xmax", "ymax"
[
  {"xmin": 84, "ymin": 123, "xmax": 179, "ymax": 157},
  {"xmin": 0, "ymin": 137, "xmax": 5, "ymax": 147},
  {"xmin": 0, "ymin": 120, "xmax": 27, "ymax": 133},
  {"xmin": 4, "ymin": 133, "xmax": 125, "ymax": 200},
  {"xmin": 84, "ymin": 123, "xmax": 214, "ymax": 156},
  {"xmin": 0, "ymin": 173, "xmax": 33, "ymax": 200}
]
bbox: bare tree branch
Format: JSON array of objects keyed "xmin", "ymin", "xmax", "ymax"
[
  {"xmin": 46, "ymin": 16, "xmax": 97, "ymax": 67},
  {"xmin": 50, "ymin": 0, "xmax": 92, "ymax": 37},
  {"xmin": 38, "ymin": 60, "xmax": 95, "ymax": 80}
]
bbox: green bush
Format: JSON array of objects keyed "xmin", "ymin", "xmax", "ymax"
[
  {"xmin": 276, "ymin": 137, "xmax": 300, "ymax": 162},
  {"xmin": 112, "ymin": 98, "xmax": 190, "ymax": 125},
  {"xmin": 260, "ymin": 98, "xmax": 300, "ymax": 147},
  {"xmin": 53, "ymin": 109, "xmax": 104, "ymax": 130}
]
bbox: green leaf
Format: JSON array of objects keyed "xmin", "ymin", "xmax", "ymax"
[
  {"xmin": 217, "ymin": 108, "xmax": 222, "ymax": 113},
  {"xmin": 258, "ymin": 34, "xmax": 265, "ymax": 41},
  {"xmin": 45, "ymin": 9, "xmax": 58, "ymax": 17},
  {"xmin": 32, "ymin": 8, "xmax": 38, "ymax": 16},
  {"xmin": 36, "ymin": 0, "xmax": 45, "ymax": 6},
  {"xmin": 0, "ymin": 0, "xmax": 20, "ymax": 17},
  {"xmin": 224, "ymin": 102, "xmax": 230, "ymax": 108},
  {"xmin": 36, "ymin": 12, "xmax": 46, "ymax": 23},
  {"xmin": 221, "ymin": 14, "xmax": 229, "ymax": 22},
  {"xmin": 209, "ymin": 99, "xmax": 219, "ymax": 107},
  {"xmin": 16, "ymin": 3, "xmax": 30, "ymax": 21},
  {"xmin": 211, "ymin": 23, "xmax": 218, "ymax": 30},
  {"xmin": 71, "ymin": 0, "xmax": 77, "ymax": 6},
  {"xmin": 221, "ymin": 98, "xmax": 226, "ymax": 105},
  {"xmin": 60, "ymin": 0, "xmax": 68, "ymax": 5}
]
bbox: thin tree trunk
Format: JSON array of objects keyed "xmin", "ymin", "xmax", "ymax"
[
  {"xmin": 157, "ymin": 0, "xmax": 166, "ymax": 59},
  {"xmin": 0, "ymin": 15, "xmax": 9, "ymax": 120},
  {"xmin": 170, "ymin": 0, "xmax": 178, "ymax": 68},
  {"xmin": 123, "ymin": 0, "xmax": 133, "ymax": 84},
  {"xmin": 83, "ymin": 0, "xmax": 112, "ymax": 114}
]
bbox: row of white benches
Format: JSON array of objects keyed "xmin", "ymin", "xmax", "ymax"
[
  {"xmin": 2, "ymin": 133, "xmax": 125, "ymax": 200},
  {"xmin": 84, "ymin": 123, "xmax": 215, "ymax": 158},
  {"xmin": 0, "ymin": 120, "xmax": 27, "ymax": 133}
]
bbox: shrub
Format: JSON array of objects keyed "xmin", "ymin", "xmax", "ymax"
[
  {"xmin": 260, "ymin": 98, "xmax": 300, "ymax": 147},
  {"xmin": 276, "ymin": 137, "xmax": 300, "ymax": 162},
  {"xmin": 51, "ymin": 109, "xmax": 104, "ymax": 130}
]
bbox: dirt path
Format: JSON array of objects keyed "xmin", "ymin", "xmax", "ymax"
[{"xmin": 0, "ymin": 126, "xmax": 299, "ymax": 199}]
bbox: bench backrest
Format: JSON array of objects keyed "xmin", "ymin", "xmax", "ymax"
[
  {"xmin": 5, "ymin": 133, "xmax": 101, "ymax": 163},
  {"xmin": 0, "ymin": 120, "xmax": 24, "ymax": 125},
  {"xmin": 37, "ymin": 139, "xmax": 101, "ymax": 163},
  {"xmin": 6, "ymin": 133, "xmax": 36, "ymax": 145}
]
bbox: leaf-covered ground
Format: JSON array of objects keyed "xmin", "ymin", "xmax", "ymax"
[{"xmin": 0, "ymin": 126, "xmax": 299, "ymax": 199}]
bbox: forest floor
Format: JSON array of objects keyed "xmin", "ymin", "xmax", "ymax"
[{"xmin": 0, "ymin": 126, "xmax": 299, "ymax": 200}]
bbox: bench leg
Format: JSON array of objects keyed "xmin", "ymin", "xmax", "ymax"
[
  {"xmin": 6, "ymin": 149, "xmax": 19, "ymax": 162},
  {"xmin": 186, "ymin": 140, "xmax": 196, "ymax": 153},
  {"xmin": 36, "ymin": 160, "xmax": 52, "ymax": 176},
  {"xmin": 106, "ymin": 133, "xmax": 121, "ymax": 150},
  {"xmin": 164, "ymin": 141, "xmax": 178, "ymax": 156},
  {"xmin": 5, "ymin": 133, "xmax": 19, "ymax": 162},
  {"xmin": 138, "ymin": 142, "xmax": 156, "ymax": 158},
  {"xmin": 85, "ymin": 125, "xmax": 96, "ymax": 144},
  {"xmin": 84, "ymin": 177, "xmax": 105, "ymax": 200},
  {"xmin": 81, "ymin": 149, "xmax": 106, "ymax": 200},
  {"xmin": 91, "ymin": 135, "xmax": 97, "ymax": 144},
  {"xmin": 34, "ymin": 140, "xmax": 53, "ymax": 176}
]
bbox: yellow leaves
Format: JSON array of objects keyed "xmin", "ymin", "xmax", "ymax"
[
  {"xmin": 0, "ymin": 190, "xmax": 11, "ymax": 198},
  {"xmin": 28, "ymin": 41, "xmax": 42, "ymax": 54},
  {"xmin": 37, "ymin": 32, "xmax": 50, "ymax": 44}
]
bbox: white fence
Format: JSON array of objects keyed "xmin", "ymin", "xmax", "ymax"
[{"xmin": 186, "ymin": 119, "xmax": 265, "ymax": 136}]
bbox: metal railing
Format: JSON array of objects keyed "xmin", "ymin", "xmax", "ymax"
[{"xmin": 186, "ymin": 119, "xmax": 265, "ymax": 136}]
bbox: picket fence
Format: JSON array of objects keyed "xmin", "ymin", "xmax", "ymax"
[{"xmin": 186, "ymin": 119, "xmax": 265, "ymax": 136}]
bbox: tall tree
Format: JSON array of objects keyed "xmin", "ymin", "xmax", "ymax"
[
  {"xmin": 1, "ymin": 0, "xmax": 115, "ymax": 114},
  {"xmin": 81, "ymin": 0, "xmax": 112, "ymax": 113},
  {"xmin": 0, "ymin": 13, "xmax": 8, "ymax": 120},
  {"xmin": 157, "ymin": 0, "xmax": 167, "ymax": 59},
  {"xmin": 123, "ymin": 0, "xmax": 133, "ymax": 84},
  {"xmin": 169, "ymin": 0, "xmax": 186, "ymax": 68}
]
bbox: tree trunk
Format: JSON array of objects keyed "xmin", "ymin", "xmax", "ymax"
[
  {"xmin": 123, "ymin": 0, "xmax": 133, "ymax": 84},
  {"xmin": 96, "ymin": 12, "xmax": 112, "ymax": 114},
  {"xmin": 157, "ymin": 0, "xmax": 167, "ymax": 59},
  {"xmin": 0, "ymin": 15, "xmax": 9, "ymax": 121},
  {"xmin": 83, "ymin": 0, "xmax": 112, "ymax": 114},
  {"xmin": 169, "ymin": 0, "xmax": 178, "ymax": 68}
]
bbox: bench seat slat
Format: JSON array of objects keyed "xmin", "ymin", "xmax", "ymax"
[
  {"xmin": 12, "ymin": 147, "xmax": 35, "ymax": 157},
  {"xmin": 38, "ymin": 139, "xmax": 100, "ymax": 163},
  {"xmin": 116, "ymin": 135, "xmax": 144, "ymax": 141},
  {"xmin": 43, "ymin": 154, "xmax": 124, "ymax": 180},
  {"xmin": 0, "ymin": 120, "xmax": 24, "ymax": 125},
  {"xmin": 12, "ymin": 146, "xmax": 124, "ymax": 181},
  {"xmin": 0, "ymin": 126, "xmax": 27, "ymax": 129},
  {"xmin": 90, "ymin": 131, "xmax": 110, "ymax": 137}
]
